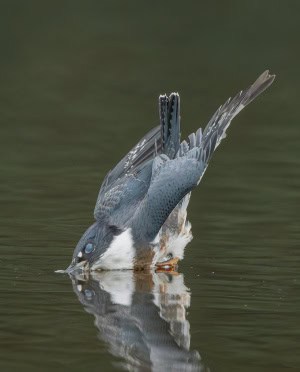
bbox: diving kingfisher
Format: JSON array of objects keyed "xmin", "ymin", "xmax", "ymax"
[{"xmin": 65, "ymin": 71, "xmax": 275, "ymax": 273}]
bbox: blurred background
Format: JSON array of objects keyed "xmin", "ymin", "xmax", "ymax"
[{"xmin": 0, "ymin": 1, "xmax": 299, "ymax": 371}]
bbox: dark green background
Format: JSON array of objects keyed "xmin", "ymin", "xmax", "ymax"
[{"xmin": 0, "ymin": 1, "xmax": 299, "ymax": 371}]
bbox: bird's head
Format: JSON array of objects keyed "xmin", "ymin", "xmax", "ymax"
[{"xmin": 66, "ymin": 222, "xmax": 123, "ymax": 273}]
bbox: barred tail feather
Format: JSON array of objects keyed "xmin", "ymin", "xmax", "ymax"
[{"xmin": 159, "ymin": 93, "xmax": 181, "ymax": 159}]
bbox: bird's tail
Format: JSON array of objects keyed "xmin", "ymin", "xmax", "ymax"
[{"xmin": 159, "ymin": 93, "xmax": 181, "ymax": 159}]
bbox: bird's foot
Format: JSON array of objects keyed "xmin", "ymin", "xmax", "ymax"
[{"xmin": 155, "ymin": 257, "xmax": 179, "ymax": 273}]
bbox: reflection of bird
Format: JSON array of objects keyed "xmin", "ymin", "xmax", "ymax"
[
  {"xmin": 66, "ymin": 71, "xmax": 275, "ymax": 272},
  {"xmin": 70, "ymin": 271, "xmax": 207, "ymax": 371}
]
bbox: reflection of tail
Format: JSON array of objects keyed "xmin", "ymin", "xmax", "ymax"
[{"xmin": 70, "ymin": 271, "xmax": 206, "ymax": 371}]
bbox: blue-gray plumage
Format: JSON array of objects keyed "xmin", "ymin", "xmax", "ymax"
[{"xmin": 66, "ymin": 71, "xmax": 275, "ymax": 273}]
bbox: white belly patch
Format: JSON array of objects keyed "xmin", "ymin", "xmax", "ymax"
[{"xmin": 91, "ymin": 229, "xmax": 135, "ymax": 270}]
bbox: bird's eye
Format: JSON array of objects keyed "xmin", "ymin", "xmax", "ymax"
[{"xmin": 84, "ymin": 242, "xmax": 94, "ymax": 254}]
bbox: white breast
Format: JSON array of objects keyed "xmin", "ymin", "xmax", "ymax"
[{"xmin": 91, "ymin": 229, "xmax": 135, "ymax": 270}]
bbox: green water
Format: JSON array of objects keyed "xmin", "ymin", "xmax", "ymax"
[{"xmin": 0, "ymin": 1, "xmax": 299, "ymax": 371}]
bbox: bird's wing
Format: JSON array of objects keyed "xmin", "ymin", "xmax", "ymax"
[
  {"xmin": 94, "ymin": 126, "xmax": 160, "ymax": 220},
  {"xmin": 94, "ymin": 158, "xmax": 154, "ymax": 227},
  {"xmin": 133, "ymin": 71, "xmax": 275, "ymax": 241},
  {"xmin": 94, "ymin": 92, "xmax": 182, "ymax": 222}
]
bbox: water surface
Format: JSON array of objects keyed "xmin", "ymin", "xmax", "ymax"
[{"xmin": 0, "ymin": 2, "xmax": 299, "ymax": 371}]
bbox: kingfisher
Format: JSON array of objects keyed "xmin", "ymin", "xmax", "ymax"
[{"xmin": 65, "ymin": 71, "xmax": 275, "ymax": 273}]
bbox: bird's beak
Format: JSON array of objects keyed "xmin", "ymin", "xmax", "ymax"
[{"xmin": 64, "ymin": 259, "xmax": 89, "ymax": 274}]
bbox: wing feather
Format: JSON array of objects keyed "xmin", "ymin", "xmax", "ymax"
[
  {"xmin": 133, "ymin": 71, "xmax": 275, "ymax": 242},
  {"xmin": 94, "ymin": 126, "xmax": 161, "ymax": 220}
]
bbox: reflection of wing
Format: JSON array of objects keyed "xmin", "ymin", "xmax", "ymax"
[
  {"xmin": 70, "ymin": 271, "xmax": 206, "ymax": 371},
  {"xmin": 94, "ymin": 126, "xmax": 161, "ymax": 220}
]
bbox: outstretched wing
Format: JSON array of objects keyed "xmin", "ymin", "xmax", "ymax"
[
  {"xmin": 94, "ymin": 92, "xmax": 182, "ymax": 223},
  {"xmin": 133, "ymin": 71, "xmax": 275, "ymax": 242},
  {"xmin": 94, "ymin": 160, "xmax": 153, "ymax": 227},
  {"xmin": 94, "ymin": 126, "xmax": 161, "ymax": 220}
]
